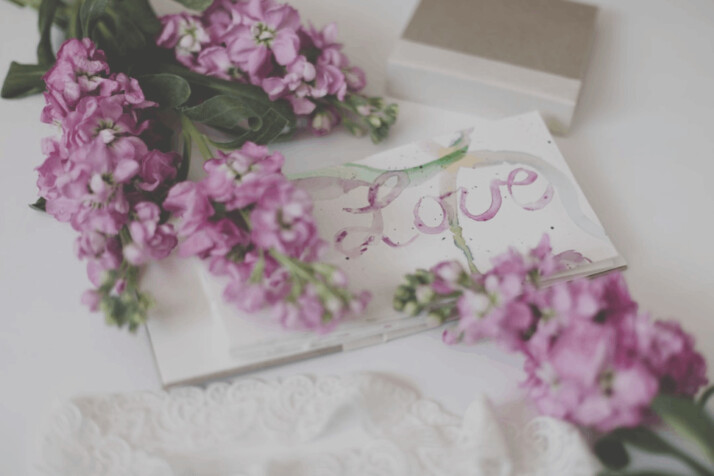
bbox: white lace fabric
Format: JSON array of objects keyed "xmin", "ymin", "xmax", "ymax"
[{"xmin": 41, "ymin": 374, "xmax": 598, "ymax": 475}]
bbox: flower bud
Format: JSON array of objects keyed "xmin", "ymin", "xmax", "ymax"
[
  {"xmin": 415, "ymin": 285, "xmax": 434, "ymax": 304},
  {"xmin": 403, "ymin": 301, "xmax": 421, "ymax": 316}
]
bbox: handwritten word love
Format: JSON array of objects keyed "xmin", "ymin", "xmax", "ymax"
[{"xmin": 335, "ymin": 167, "xmax": 554, "ymax": 258}]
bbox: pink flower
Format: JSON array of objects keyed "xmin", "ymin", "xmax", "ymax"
[
  {"xmin": 61, "ymin": 96, "xmax": 149, "ymax": 176},
  {"xmin": 261, "ymin": 55, "xmax": 318, "ymax": 113},
  {"xmin": 441, "ymin": 235, "xmax": 566, "ymax": 350},
  {"xmin": 177, "ymin": 218, "xmax": 247, "ymax": 258},
  {"xmin": 276, "ymin": 285, "xmax": 334, "ymax": 332},
  {"xmin": 302, "ymin": 22, "xmax": 348, "ymax": 68},
  {"xmin": 201, "ymin": 142, "xmax": 284, "ymax": 209},
  {"xmin": 203, "ymin": 0, "xmax": 245, "ymax": 43},
  {"xmin": 155, "ymin": 0, "xmax": 375, "ymax": 139},
  {"xmin": 431, "ymin": 235, "xmax": 707, "ymax": 432},
  {"xmin": 123, "ymin": 202, "xmax": 178, "ymax": 265},
  {"xmin": 112, "ymin": 73, "xmax": 155, "ymax": 109},
  {"xmin": 157, "ymin": 13, "xmax": 210, "ymax": 67},
  {"xmin": 250, "ymin": 177, "xmax": 323, "ymax": 259},
  {"xmin": 447, "ymin": 290, "xmax": 535, "ymax": 351},
  {"xmin": 76, "ymin": 230, "xmax": 112, "ymax": 261},
  {"xmin": 36, "ymin": 138, "xmax": 67, "ymax": 201},
  {"xmin": 309, "ymin": 107, "xmax": 340, "ymax": 136},
  {"xmin": 41, "ymin": 38, "xmax": 112, "ymax": 123},
  {"xmin": 224, "ymin": 282, "xmax": 268, "ymax": 312},
  {"xmin": 196, "ymin": 46, "xmax": 244, "ymax": 80},
  {"xmin": 524, "ymin": 317, "xmax": 659, "ymax": 432},
  {"xmin": 85, "ymin": 236, "xmax": 123, "ymax": 287},
  {"xmin": 36, "ymin": 39, "xmax": 182, "ymax": 319},
  {"xmin": 81, "ymin": 289, "xmax": 102, "ymax": 312},
  {"xmin": 301, "ymin": 22, "xmax": 364, "ymax": 93},
  {"xmin": 313, "ymin": 63, "xmax": 346, "ymax": 100},
  {"xmin": 70, "ymin": 200, "xmax": 129, "ymax": 235},
  {"xmin": 529, "ymin": 234, "xmax": 565, "ymax": 277},
  {"xmin": 137, "ymin": 150, "xmax": 178, "ymax": 192},
  {"xmin": 274, "ymin": 281, "xmax": 368, "ymax": 332},
  {"xmin": 225, "ymin": 0, "xmax": 301, "ymax": 80},
  {"xmin": 287, "ymin": 95, "xmax": 316, "ymax": 115},
  {"xmin": 343, "ymin": 66, "xmax": 366, "ymax": 92},
  {"xmin": 262, "ymin": 56, "xmax": 314, "ymax": 98},
  {"xmin": 434, "ymin": 261, "xmax": 468, "ymax": 292},
  {"xmin": 491, "ymin": 260, "xmax": 700, "ymax": 431},
  {"xmin": 525, "ymin": 273, "xmax": 638, "ymax": 359},
  {"xmin": 633, "ymin": 314, "xmax": 708, "ymax": 396},
  {"xmin": 163, "ymin": 181, "xmax": 214, "ymax": 234},
  {"xmin": 220, "ymin": 250, "xmax": 292, "ymax": 311}
]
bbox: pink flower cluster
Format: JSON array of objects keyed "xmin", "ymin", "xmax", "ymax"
[
  {"xmin": 164, "ymin": 141, "xmax": 369, "ymax": 331},
  {"xmin": 401, "ymin": 236, "xmax": 707, "ymax": 432},
  {"xmin": 36, "ymin": 38, "xmax": 180, "ymax": 310},
  {"xmin": 157, "ymin": 0, "xmax": 366, "ymax": 134}
]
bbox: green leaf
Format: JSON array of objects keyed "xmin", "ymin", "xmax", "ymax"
[
  {"xmin": 29, "ymin": 197, "xmax": 46, "ymax": 212},
  {"xmin": 182, "ymin": 95, "xmax": 261, "ymax": 132},
  {"xmin": 1, "ymin": 62, "xmax": 47, "ymax": 98},
  {"xmin": 177, "ymin": 130, "xmax": 191, "ymax": 182},
  {"xmin": 594, "ymin": 436, "xmax": 630, "ymax": 470},
  {"xmin": 79, "ymin": 0, "xmax": 109, "ymax": 37},
  {"xmin": 610, "ymin": 427, "xmax": 675, "ymax": 454},
  {"xmin": 170, "ymin": 0, "xmax": 212, "ymax": 12},
  {"xmin": 141, "ymin": 63, "xmax": 295, "ymax": 146},
  {"xmin": 652, "ymin": 394, "xmax": 714, "ymax": 464},
  {"xmin": 139, "ymin": 74, "xmax": 191, "ymax": 109},
  {"xmin": 89, "ymin": 12, "xmax": 143, "ymax": 58},
  {"xmin": 113, "ymin": 0, "xmax": 160, "ymax": 35},
  {"xmin": 208, "ymin": 108, "xmax": 289, "ymax": 148},
  {"xmin": 154, "ymin": 63, "xmax": 296, "ymax": 130},
  {"xmin": 37, "ymin": 0, "xmax": 58, "ymax": 65},
  {"xmin": 108, "ymin": 14, "xmax": 146, "ymax": 52},
  {"xmin": 604, "ymin": 425, "xmax": 714, "ymax": 476}
]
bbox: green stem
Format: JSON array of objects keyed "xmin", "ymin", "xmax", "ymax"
[
  {"xmin": 270, "ymin": 249, "xmax": 317, "ymax": 284},
  {"xmin": 674, "ymin": 452, "xmax": 714, "ymax": 476},
  {"xmin": 249, "ymin": 249, "xmax": 265, "ymax": 283},
  {"xmin": 269, "ymin": 248, "xmax": 348, "ymax": 301},
  {"xmin": 181, "ymin": 115, "xmax": 213, "ymax": 160},
  {"xmin": 698, "ymin": 386, "xmax": 714, "ymax": 408},
  {"xmin": 648, "ymin": 433, "xmax": 714, "ymax": 476}
]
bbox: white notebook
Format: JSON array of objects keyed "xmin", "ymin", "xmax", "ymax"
[{"xmin": 144, "ymin": 112, "xmax": 624, "ymax": 387}]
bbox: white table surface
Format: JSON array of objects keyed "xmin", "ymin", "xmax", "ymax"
[{"xmin": 1, "ymin": 0, "xmax": 713, "ymax": 473}]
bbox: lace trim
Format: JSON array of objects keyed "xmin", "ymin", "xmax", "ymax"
[{"xmin": 41, "ymin": 374, "xmax": 598, "ymax": 475}]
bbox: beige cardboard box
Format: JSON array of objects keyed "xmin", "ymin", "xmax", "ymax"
[{"xmin": 387, "ymin": 0, "xmax": 597, "ymax": 134}]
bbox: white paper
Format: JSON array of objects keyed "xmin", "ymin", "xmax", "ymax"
[{"xmin": 145, "ymin": 112, "xmax": 624, "ymax": 386}]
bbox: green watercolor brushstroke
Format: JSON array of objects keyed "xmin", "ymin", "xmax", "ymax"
[
  {"xmin": 288, "ymin": 129, "xmax": 472, "ymax": 185},
  {"xmin": 450, "ymin": 222, "xmax": 479, "ymax": 274},
  {"xmin": 288, "ymin": 145, "xmax": 469, "ymax": 185}
]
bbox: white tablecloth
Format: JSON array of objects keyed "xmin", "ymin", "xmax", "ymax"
[{"xmin": 1, "ymin": 0, "xmax": 713, "ymax": 473}]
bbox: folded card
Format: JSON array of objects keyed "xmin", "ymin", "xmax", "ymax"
[{"xmin": 144, "ymin": 112, "xmax": 624, "ymax": 387}]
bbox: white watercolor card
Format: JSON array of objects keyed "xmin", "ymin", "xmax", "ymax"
[{"xmin": 144, "ymin": 112, "xmax": 625, "ymax": 387}]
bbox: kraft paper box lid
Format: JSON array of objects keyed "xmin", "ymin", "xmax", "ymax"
[{"xmin": 387, "ymin": 0, "xmax": 598, "ymax": 134}]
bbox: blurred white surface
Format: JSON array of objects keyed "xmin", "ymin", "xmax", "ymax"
[{"xmin": 1, "ymin": 0, "xmax": 713, "ymax": 473}]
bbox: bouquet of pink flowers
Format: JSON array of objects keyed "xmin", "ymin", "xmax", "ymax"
[
  {"xmin": 157, "ymin": 0, "xmax": 396, "ymax": 141},
  {"xmin": 396, "ymin": 236, "xmax": 714, "ymax": 474},
  {"xmin": 3, "ymin": 0, "xmax": 389, "ymax": 330},
  {"xmin": 37, "ymin": 38, "xmax": 181, "ymax": 329}
]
